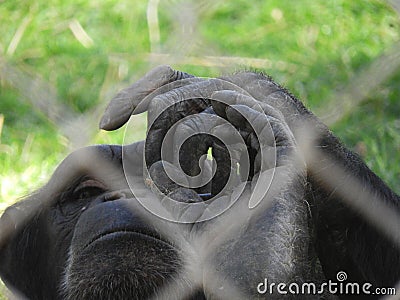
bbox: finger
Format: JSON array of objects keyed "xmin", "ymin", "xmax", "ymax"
[
  {"xmin": 214, "ymin": 104, "xmax": 267, "ymax": 180},
  {"xmin": 156, "ymin": 111, "xmax": 236, "ymax": 196},
  {"xmin": 225, "ymin": 104, "xmax": 296, "ymax": 178},
  {"xmin": 145, "ymin": 98, "xmax": 210, "ymax": 168},
  {"xmin": 210, "ymin": 90, "xmax": 282, "ymax": 120},
  {"xmin": 210, "ymin": 122, "xmax": 249, "ymax": 182},
  {"xmin": 146, "ymin": 161, "xmax": 206, "ymax": 223},
  {"xmin": 146, "ymin": 160, "xmax": 190, "ymax": 196},
  {"xmin": 146, "ymin": 78, "xmax": 245, "ymax": 125},
  {"xmin": 144, "ymin": 78, "xmax": 245, "ymax": 167},
  {"xmin": 133, "ymin": 77, "xmax": 204, "ymax": 115},
  {"xmin": 210, "ymin": 89, "xmax": 260, "ymax": 120},
  {"xmin": 170, "ymin": 113, "xmax": 218, "ymax": 194},
  {"xmin": 221, "ymin": 72, "xmax": 313, "ymax": 125},
  {"xmin": 210, "ymin": 89, "xmax": 287, "ymax": 149},
  {"xmin": 226, "ymin": 104, "xmax": 292, "ymax": 148},
  {"xmin": 99, "ymin": 65, "xmax": 195, "ymax": 131},
  {"xmin": 174, "ymin": 123, "xmax": 233, "ymax": 197}
]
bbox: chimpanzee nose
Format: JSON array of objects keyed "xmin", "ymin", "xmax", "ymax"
[
  {"xmin": 103, "ymin": 190, "xmax": 133, "ymax": 202},
  {"xmin": 85, "ymin": 190, "xmax": 133, "ymax": 210}
]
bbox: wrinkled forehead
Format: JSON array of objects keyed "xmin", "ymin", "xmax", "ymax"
[
  {"xmin": 46, "ymin": 143, "xmax": 144, "ymax": 191},
  {"xmin": 0, "ymin": 143, "xmax": 144, "ymax": 238},
  {"xmin": 1, "ymin": 145, "xmax": 124, "ymax": 212},
  {"xmin": 47, "ymin": 145, "xmax": 123, "ymax": 189}
]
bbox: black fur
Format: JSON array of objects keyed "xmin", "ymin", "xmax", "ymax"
[{"xmin": 0, "ymin": 68, "xmax": 399, "ymax": 299}]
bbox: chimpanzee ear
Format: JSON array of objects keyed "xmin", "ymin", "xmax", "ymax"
[
  {"xmin": 0, "ymin": 196, "xmax": 50, "ymax": 298},
  {"xmin": 0, "ymin": 195, "xmax": 42, "ymax": 258},
  {"xmin": 0, "ymin": 209, "xmax": 17, "ymax": 277},
  {"xmin": 0, "ymin": 202, "xmax": 30, "ymax": 290},
  {"xmin": 0, "ymin": 200, "xmax": 31, "ymax": 250},
  {"xmin": 0, "ymin": 207, "xmax": 14, "ymax": 252}
]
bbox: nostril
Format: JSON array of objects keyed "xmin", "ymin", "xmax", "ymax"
[
  {"xmin": 103, "ymin": 191, "xmax": 126, "ymax": 202},
  {"xmin": 105, "ymin": 189, "xmax": 134, "ymax": 201},
  {"xmin": 84, "ymin": 190, "xmax": 135, "ymax": 211},
  {"xmin": 198, "ymin": 193, "xmax": 212, "ymax": 200}
]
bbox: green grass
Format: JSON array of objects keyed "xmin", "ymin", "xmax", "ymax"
[
  {"xmin": 0, "ymin": 1, "xmax": 399, "ymax": 199},
  {"xmin": 0, "ymin": 279, "xmax": 8, "ymax": 300},
  {"xmin": 1, "ymin": 0, "xmax": 399, "ymax": 204},
  {"xmin": 0, "ymin": 0, "xmax": 400, "ymax": 295}
]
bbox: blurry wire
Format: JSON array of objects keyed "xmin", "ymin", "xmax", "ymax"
[
  {"xmin": 147, "ymin": 53, "xmax": 296, "ymax": 71},
  {"xmin": 6, "ymin": 16, "xmax": 32, "ymax": 57},
  {"xmin": 316, "ymin": 41, "xmax": 400, "ymax": 126},
  {"xmin": 0, "ymin": 57, "xmax": 72, "ymax": 125},
  {"xmin": 147, "ymin": 0, "xmax": 161, "ymax": 53},
  {"xmin": 68, "ymin": 19, "xmax": 94, "ymax": 49},
  {"xmin": 0, "ymin": 58, "xmax": 99, "ymax": 149},
  {"xmin": 387, "ymin": 0, "xmax": 400, "ymax": 14}
]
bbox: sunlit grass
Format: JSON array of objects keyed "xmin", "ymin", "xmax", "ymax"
[
  {"xmin": 0, "ymin": 1, "xmax": 399, "ymax": 204},
  {"xmin": 0, "ymin": 281, "xmax": 7, "ymax": 300}
]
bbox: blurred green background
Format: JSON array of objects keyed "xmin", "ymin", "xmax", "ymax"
[{"xmin": 0, "ymin": 0, "xmax": 400, "ymax": 296}]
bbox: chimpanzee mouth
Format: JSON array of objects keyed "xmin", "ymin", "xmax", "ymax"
[{"xmin": 83, "ymin": 228, "xmax": 173, "ymax": 250}]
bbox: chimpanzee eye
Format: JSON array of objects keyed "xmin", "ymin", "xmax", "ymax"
[{"xmin": 72, "ymin": 179, "xmax": 107, "ymax": 200}]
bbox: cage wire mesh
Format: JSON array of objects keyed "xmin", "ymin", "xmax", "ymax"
[{"xmin": 0, "ymin": 0, "xmax": 400, "ymax": 299}]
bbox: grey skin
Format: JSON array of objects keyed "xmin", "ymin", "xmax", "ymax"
[{"xmin": 0, "ymin": 65, "xmax": 399, "ymax": 299}]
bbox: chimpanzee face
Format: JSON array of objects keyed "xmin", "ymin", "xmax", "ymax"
[
  {"xmin": 0, "ymin": 141, "xmax": 317, "ymax": 300},
  {"xmin": 0, "ymin": 144, "xmax": 183, "ymax": 299}
]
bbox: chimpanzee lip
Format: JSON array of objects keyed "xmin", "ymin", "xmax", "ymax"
[{"xmin": 83, "ymin": 228, "xmax": 173, "ymax": 250}]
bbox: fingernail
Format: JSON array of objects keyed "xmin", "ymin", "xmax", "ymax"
[{"xmin": 99, "ymin": 116, "xmax": 109, "ymax": 130}]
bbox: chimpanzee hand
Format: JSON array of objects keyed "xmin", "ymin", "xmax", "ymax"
[
  {"xmin": 101, "ymin": 67, "xmax": 322, "ymax": 299},
  {"xmin": 100, "ymin": 65, "xmax": 306, "ymax": 223}
]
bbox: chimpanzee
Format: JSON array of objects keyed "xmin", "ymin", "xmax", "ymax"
[{"xmin": 0, "ymin": 65, "xmax": 399, "ymax": 299}]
